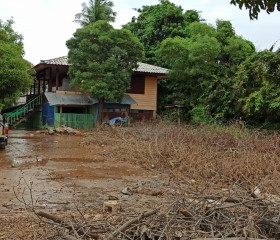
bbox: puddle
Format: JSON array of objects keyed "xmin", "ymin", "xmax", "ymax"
[{"xmin": 0, "ymin": 130, "xmax": 155, "ymax": 213}]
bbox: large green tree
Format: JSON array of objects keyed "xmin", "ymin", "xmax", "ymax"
[
  {"xmin": 123, "ymin": 0, "xmax": 201, "ymax": 65},
  {"xmin": 233, "ymin": 49, "xmax": 280, "ymax": 125},
  {"xmin": 230, "ymin": 0, "xmax": 280, "ymax": 19},
  {"xmin": 0, "ymin": 19, "xmax": 33, "ymax": 109},
  {"xmin": 157, "ymin": 20, "xmax": 256, "ymax": 122},
  {"xmin": 74, "ymin": 0, "xmax": 116, "ymax": 26},
  {"xmin": 158, "ymin": 23, "xmax": 221, "ymax": 108},
  {"xmin": 66, "ymin": 21, "xmax": 143, "ymax": 125}
]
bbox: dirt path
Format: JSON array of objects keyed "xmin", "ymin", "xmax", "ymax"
[
  {"xmin": 0, "ymin": 130, "xmax": 174, "ymax": 239},
  {"xmin": 0, "ymin": 130, "xmax": 171, "ymax": 211}
]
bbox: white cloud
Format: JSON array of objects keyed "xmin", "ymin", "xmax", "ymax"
[{"xmin": 0, "ymin": 0, "xmax": 279, "ymax": 64}]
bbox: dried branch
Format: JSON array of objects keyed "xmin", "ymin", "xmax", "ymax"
[{"xmin": 106, "ymin": 208, "xmax": 159, "ymax": 240}]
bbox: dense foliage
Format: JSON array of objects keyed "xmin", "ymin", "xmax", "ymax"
[
  {"xmin": 156, "ymin": 18, "xmax": 257, "ymax": 121},
  {"xmin": 124, "ymin": 1, "xmax": 280, "ymax": 127},
  {"xmin": 67, "ymin": 21, "xmax": 143, "ymax": 125},
  {"xmin": 233, "ymin": 50, "xmax": 280, "ymax": 125},
  {"xmin": 0, "ymin": 19, "xmax": 33, "ymax": 109},
  {"xmin": 230, "ymin": 0, "xmax": 280, "ymax": 19},
  {"xmin": 123, "ymin": 0, "xmax": 201, "ymax": 65}
]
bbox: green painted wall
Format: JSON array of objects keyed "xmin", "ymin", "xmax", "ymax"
[
  {"xmin": 16, "ymin": 111, "xmax": 43, "ymax": 130},
  {"xmin": 54, "ymin": 113, "xmax": 94, "ymax": 129}
]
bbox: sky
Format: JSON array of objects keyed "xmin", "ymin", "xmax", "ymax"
[{"xmin": 1, "ymin": 0, "xmax": 279, "ymax": 65}]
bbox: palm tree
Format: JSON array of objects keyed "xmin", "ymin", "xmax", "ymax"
[{"xmin": 74, "ymin": 0, "xmax": 116, "ymax": 26}]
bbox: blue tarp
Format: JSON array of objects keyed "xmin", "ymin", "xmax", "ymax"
[{"xmin": 108, "ymin": 117, "xmax": 128, "ymax": 126}]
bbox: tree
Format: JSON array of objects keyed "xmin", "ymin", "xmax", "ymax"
[
  {"xmin": 216, "ymin": 20, "xmax": 255, "ymax": 70},
  {"xmin": 230, "ymin": 0, "xmax": 280, "ymax": 19},
  {"xmin": 123, "ymin": 0, "xmax": 201, "ymax": 65},
  {"xmin": 157, "ymin": 20, "xmax": 256, "ymax": 122},
  {"xmin": 157, "ymin": 22, "xmax": 221, "ymax": 109},
  {"xmin": 66, "ymin": 21, "xmax": 143, "ymax": 125},
  {"xmin": 233, "ymin": 50, "xmax": 280, "ymax": 125},
  {"xmin": 0, "ymin": 19, "xmax": 33, "ymax": 109},
  {"xmin": 74, "ymin": 0, "xmax": 116, "ymax": 26}
]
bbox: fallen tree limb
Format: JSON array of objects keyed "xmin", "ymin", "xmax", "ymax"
[
  {"xmin": 106, "ymin": 208, "xmax": 159, "ymax": 240},
  {"xmin": 36, "ymin": 211, "xmax": 99, "ymax": 239},
  {"xmin": 37, "ymin": 211, "xmax": 64, "ymax": 224}
]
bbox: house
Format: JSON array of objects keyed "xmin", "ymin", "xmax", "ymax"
[{"xmin": 5, "ymin": 56, "xmax": 168, "ymax": 129}]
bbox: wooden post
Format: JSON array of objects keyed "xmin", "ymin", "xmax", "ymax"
[
  {"xmin": 56, "ymin": 67, "xmax": 59, "ymax": 91},
  {"xmin": 43, "ymin": 69, "xmax": 46, "ymax": 92},
  {"xmin": 38, "ymin": 76, "xmax": 41, "ymax": 95},
  {"xmin": 49, "ymin": 67, "xmax": 52, "ymax": 92},
  {"xmin": 59, "ymin": 106, "xmax": 63, "ymax": 126}
]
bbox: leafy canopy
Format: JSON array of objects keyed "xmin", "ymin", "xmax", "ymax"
[
  {"xmin": 74, "ymin": 0, "xmax": 116, "ymax": 26},
  {"xmin": 0, "ymin": 19, "xmax": 33, "ymax": 109},
  {"xmin": 157, "ymin": 20, "xmax": 256, "ymax": 121},
  {"xmin": 66, "ymin": 21, "xmax": 143, "ymax": 123},
  {"xmin": 124, "ymin": 0, "xmax": 201, "ymax": 65},
  {"xmin": 230, "ymin": 0, "xmax": 280, "ymax": 19},
  {"xmin": 233, "ymin": 50, "xmax": 280, "ymax": 124}
]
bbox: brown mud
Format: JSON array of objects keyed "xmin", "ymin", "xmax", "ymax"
[{"xmin": 1, "ymin": 126, "xmax": 279, "ymax": 239}]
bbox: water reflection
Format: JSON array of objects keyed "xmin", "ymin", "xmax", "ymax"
[{"xmin": 5, "ymin": 131, "xmax": 38, "ymax": 167}]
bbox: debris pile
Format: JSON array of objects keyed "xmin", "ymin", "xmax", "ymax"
[
  {"xmin": 35, "ymin": 183, "xmax": 280, "ymax": 240},
  {"xmin": 47, "ymin": 125, "xmax": 82, "ymax": 135}
]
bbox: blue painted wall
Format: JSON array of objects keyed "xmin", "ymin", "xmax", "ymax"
[{"xmin": 42, "ymin": 103, "xmax": 55, "ymax": 126}]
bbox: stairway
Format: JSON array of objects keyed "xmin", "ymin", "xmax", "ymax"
[{"xmin": 4, "ymin": 94, "xmax": 43, "ymax": 127}]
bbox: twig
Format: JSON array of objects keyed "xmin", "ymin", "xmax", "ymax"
[{"xmin": 106, "ymin": 208, "xmax": 159, "ymax": 240}]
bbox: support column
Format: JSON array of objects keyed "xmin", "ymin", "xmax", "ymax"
[
  {"xmin": 56, "ymin": 67, "xmax": 59, "ymax": 91},
  {"xmin": 59, "ymin": 106, "xmax": 63, "ymax": 126},
  {"xmin": 49, "ymin": 67, "xmax": 52, "ymax": 92}
]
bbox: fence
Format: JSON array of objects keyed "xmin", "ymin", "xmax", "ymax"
[{"xmin": 55, "ymin": 113, "xmax": 93, "ymax": 129}]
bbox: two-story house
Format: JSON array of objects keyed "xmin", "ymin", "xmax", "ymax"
[{"xmin": 6, "ymin": 56, "xmax": 168, "ymax": 129}]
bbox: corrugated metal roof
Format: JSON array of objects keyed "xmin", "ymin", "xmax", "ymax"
[
  {"xmin": 45, "ymin": 92, "xmax": 136, "ymax": 106},
  {"xmin": 45, "ymin": 92, "xmax": 98, "ymax": 106},
  {"xmin": 39, "ymin": 56, "xmax": 168, "ymax": 74},
  {"xmin": 40, "ymin": 56, "xmax": 68, "ymax": 66},
  {"xmin": 116, "ymin": 94, "xmax": 137, "ymax": 105},
  {"xmin": 135, "ymin": 62, "xmax": 168, "ymax": 74}
]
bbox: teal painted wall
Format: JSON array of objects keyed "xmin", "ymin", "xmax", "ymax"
[
  {"xmin": 16, "ymin": 111, "xmax": 43, "ymax": 130},
  {"xmin": 54, "ymin": 113, "xmax": 94, "ymax": 129}
]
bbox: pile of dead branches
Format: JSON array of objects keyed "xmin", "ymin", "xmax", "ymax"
[
  {"xmin": 32, "ymin": 180, "xmax": 280, "ymax": 240},
  {"xmin": 84, "ymin": 122, "xmax": 280, "ymax": 192}
]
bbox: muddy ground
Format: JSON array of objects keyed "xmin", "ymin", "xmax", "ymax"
[
  {"xmin": 1, "ymin": 127, "xmax": 280, "ymax": 239},
  {"xmin": 0, "ymin": 130, "xmax": 174, "ymax": 239}
]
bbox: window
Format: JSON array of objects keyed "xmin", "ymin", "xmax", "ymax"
[{"xmin": 126, "ymin": 74, "xmax": 145, "ymax": 94}]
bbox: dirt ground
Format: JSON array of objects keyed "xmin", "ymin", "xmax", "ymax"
[
  {"xmin": 0, "ymin": 129, "xmax": 174, "ymax": 239},
  {"xmin": 1, "ymin": 126, "xmax": 279, "ymax": 239}
]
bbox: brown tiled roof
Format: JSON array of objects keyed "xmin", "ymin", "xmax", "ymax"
[{"xmin": 39, "ymin": 56, "xmax": 168, "ymax": 74}]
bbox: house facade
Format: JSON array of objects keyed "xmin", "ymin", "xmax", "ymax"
[{"xmin": 6, "ymin": 56, "xmax": 168, "ymax": 129}]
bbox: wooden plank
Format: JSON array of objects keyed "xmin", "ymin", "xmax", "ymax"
[{"xmin": 128, "ymin": 75, "xmax": 158, "ymax": 110}]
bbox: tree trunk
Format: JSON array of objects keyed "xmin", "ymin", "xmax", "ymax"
[{"xmin": 97, "ymin": 98, "xmax": 105, "ymax": 126}]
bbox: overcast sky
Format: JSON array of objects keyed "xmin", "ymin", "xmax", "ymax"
[{"xmin": 1, "ymin": 0, "xmax": 279, "ymax": 64}]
